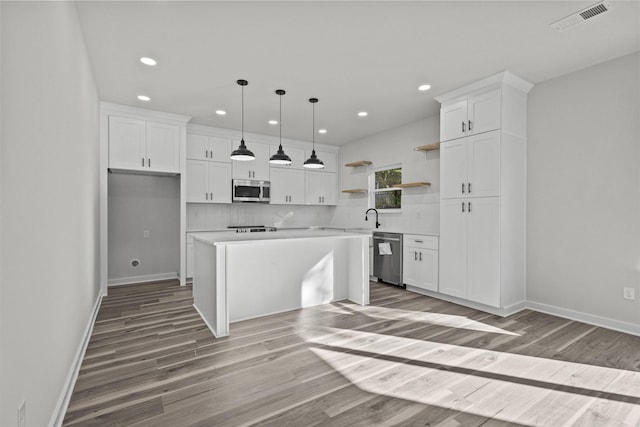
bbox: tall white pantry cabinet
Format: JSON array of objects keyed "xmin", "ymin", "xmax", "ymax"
[{"xmin": 436, "ymin": 71, "xmax": 533, "ymax": 316}]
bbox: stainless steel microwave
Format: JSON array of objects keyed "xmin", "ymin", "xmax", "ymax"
[{"xmin": 232, "ymin": 179, "xmax": 270, "ymax": 203}]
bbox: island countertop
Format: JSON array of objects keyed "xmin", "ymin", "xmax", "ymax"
[{"xmin": 190, "ymin": 229, "xmax": 369, "ymax": 245}]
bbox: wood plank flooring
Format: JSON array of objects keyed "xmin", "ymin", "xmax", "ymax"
[{"xmin": 63, "ymin": 279, "xmax": 640, "ymax": 426}]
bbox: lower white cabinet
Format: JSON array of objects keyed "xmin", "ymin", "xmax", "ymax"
[
  {"xmin": 305, "ymin": 171, "xmax": 336, "ymax": 205},
  {"xmin": 439, "ymin": 197, "xmax": 500, "ymax": 307},
  {"xmin": 270, "ymin": 168, "xmax": 305, "ymax": 204},
  {"xmin": 403, "ymin": 234, "xmax": 438, "ymax": 292},
  {"xmin": 186, "ymin": 159, "xmax": 231, "ymax": 203}
]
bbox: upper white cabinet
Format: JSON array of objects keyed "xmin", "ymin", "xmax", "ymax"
[
  {"xmin": 187, "ymin": 134, "xmax": 232, "ymax": 163},
  {"xmin": 305, "ymin": 170, "xmax": 336, "ymax": 205},
  {"xmin": 186, "ymin": 160, "xmax": 231, "ymax": 203},
  {"xmin": 436, "ymin": 71, "xmax": 532, "ymax": 315},
  {"xmin": 109, "ymin": 115, "xmax": 180, "ymax": 174},
  {"xmin": 232, "ymin": 141, "xmax": 270, "ymax": 180},
  {"xmin": 270, "ymin": 168, "xmax": 305, "ymax": 204},
  {"xmin": 440, "ymin": 130, "xmax": 501, "ymax": 199},
  {"xmin": 439, "ymin": 89, "xmax": 501, "ymax": 142},
  {"xmin": 269, "ymin": 145, "xmax": 306, "ymax": 169}
]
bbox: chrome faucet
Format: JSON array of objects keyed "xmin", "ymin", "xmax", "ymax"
[{"xmin": 365, "ymin": 208, "xmax": 381, "ymax": 229}]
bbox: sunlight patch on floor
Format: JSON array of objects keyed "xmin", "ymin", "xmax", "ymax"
[
  {"xmin": 302, "ymin": 327, "xmax": 640, "ymax": 426},
  {"xmin": 327, "ymin": 302, "xmax": 520, "ymax": 335}
]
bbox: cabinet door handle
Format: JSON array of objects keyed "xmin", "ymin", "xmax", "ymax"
[
  {"xmin": 468, "ymin": 182, "xmax": 472, "ymax": 193},
  {"xmin": 142, "ymin": 157, "xmax": 145, "ymax": 167},
  {"xmin": 462, "ymin": 201, "xmax": 465, "ymax": 213},
  {"xmin": 462, "ymin": 183, "xmax": 465, "ymax": 194},
  {"xmin": 468, "ymin": 201, "xmax": 472, "ymax": 212},
  {"xmin": 205, "ymin": 192, "xmax": 208, "ymax": 200},
  {"xmin": 462, "ymin": 121, "xmax": 466, "ymax": 133},
  {"xmin": 148, "ymin": 158, "xmax": 151, "ymax": 168},
  {"xmin": 210, "ymin": 192, "xmax": 213, "ymax": 200},
  {"xmin": 419, "ymin": 252, "xmax": 423, "ymax": 261},
  {"xmin": 414, "ymin": 251, "xmax": 417, "ymax": 261},
  {"xmin": 468, "ymin": 120, "xmax": 472, "ymax": 131}
]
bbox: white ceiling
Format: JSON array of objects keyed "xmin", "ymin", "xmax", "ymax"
[{"xmin": 76, "ymin": 1, "xmax": 639, "ymax": 145}]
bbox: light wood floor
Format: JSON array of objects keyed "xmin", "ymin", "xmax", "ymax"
[{"xmin": 63, "ymin": 280, "xmax": 640, "ymax": 426}]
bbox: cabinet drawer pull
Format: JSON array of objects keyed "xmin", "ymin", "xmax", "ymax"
[
  {"xmin": 462, "ymin": 183, "xmax": 465, "ymax": 194},
  {"xmin": 468, "ymin": 120, "xmax": 472, "ymax": 131},
  {"xmin": 414, "ymin": 240, "xmax": 423, "ymax": 243},
  {"xmin": 462, "ymin": 201, "xmax": 465, "ymax": 213}
]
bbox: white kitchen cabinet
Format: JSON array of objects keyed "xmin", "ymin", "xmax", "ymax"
[
  {"xmin": 232, "ymin": 141, "xmax": 270, "ymax": 180},
  {"xmin": 305, "ymin": 149, "xmax": 337, "ymax": 173},
  {"xmin": 436, "ymin": 71, "xmax": 532, "ymax": 316},
  {"xmin": 305, "ymin": 170, "xmax": 336, "ymax": 205},
  {"xmin": 439, "ymin": 89, "xmax": 501, "ymax": 142},
  {"xmin": 187, "ymin": 134, "xmax": 232, "ymax": 163},
  {"xmin": 269, "ymin": 145, "xmax": 306, "ymax": 169},
  {"xmin": 440, "ymin": 198, "xmax": 499, "ymax": 306},
  {"xmin": 403, "ymin": 234, "xmax": 439, "ymax": 292},
  {"xmin": 440, "ymin": 130, "xmax": 501, "ymax": 199},
  {"xmin": 270, "ymin": 168, "xmax": 305, "ymax": 204},
  {"xmin": 109, "ymin": 115, "xmax": 180, "ymax": 173},
  {"xmin": 186, "ymin": 159, "xmax": 231, "ymax": 203}
]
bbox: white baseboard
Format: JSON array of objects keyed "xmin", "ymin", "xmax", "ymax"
[
  {"xmin": 526, "ymin": 300, "xmax": 640, "ymax": 337},
  {"xmin": 49, "ymin": 291, "xmax": 104, "ymax": 427},
  {"xmin": 193, "ymin": 303, "xmax": 225, "ymax": 338},
  {"xmin": 107, "ymin": 272, "xmax": 177, "ymax": 286},
  {"xmin": 406, "ymin": 286, "xmax": 527, "ymax": 317}
]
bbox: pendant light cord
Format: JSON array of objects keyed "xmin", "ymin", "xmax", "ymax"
[
  {"xmin": 279, "ymin": 93, "xmax": 282, "ymax": 145},
  {"xmin": 241, "ymin": 84, "xmax": 244, "ymax": 140},
  {"xmin": 312, "ymin": 102, "xmax": 315, "ymax": 149}
]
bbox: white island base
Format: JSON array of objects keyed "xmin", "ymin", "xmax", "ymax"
[{"xmin": 192, "ymin": 230, "xmax": 370, "ymax": 337}]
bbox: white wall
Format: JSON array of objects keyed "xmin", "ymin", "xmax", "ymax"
[
  {"xmin": 0, "ymin": 2, "xmax": 100, "ymax": 426},
  {"xmin": 527, "ymin": 52, "xmax": 640, "ymax": 329},
  {"xmin": 331, "ymin": 116, "xmax": 440, "ymax": 234},
  {"xmin": 108, "ymin": 174, "xmax": 180, "ymax": 283}
]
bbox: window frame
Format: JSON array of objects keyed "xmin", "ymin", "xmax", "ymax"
[{"xmin": 368, "ymin": 164, "xmax": 403, "ymax": 213}]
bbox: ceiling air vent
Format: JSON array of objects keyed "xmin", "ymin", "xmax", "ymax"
[{"xmin": 551, "ymin": 1, "xmax": 612, "ymax": 32}]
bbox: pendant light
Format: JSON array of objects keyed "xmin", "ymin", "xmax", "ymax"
[
  {"xmin": 230, "ymin": 79, "xmax": 255, "ymax": 161},
  {"xmin": 303, "ymin": 98, "xmax": 324, "ymax": 169},
  {"xmin": 269, "ymin": 89, "xmax": 292, "ymax": 165}
]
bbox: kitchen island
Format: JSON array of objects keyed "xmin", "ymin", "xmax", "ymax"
[{"xmin": 191, "ymin": 229, "xmax": 370, "ymax": 337}]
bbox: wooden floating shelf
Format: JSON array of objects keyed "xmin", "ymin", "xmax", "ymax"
[
  {"xmin": 414, "ymin": 142, "xmax": 441, "ymax": 152},
  {"xmin": 392, "ymin": 182, "xmax": 431, "ymax": 188},
  {"xmin": 341, "ymin": 188, "xmax": 368, "ymax": 193},
  {"xmin": 344, "ymin": 160, "xmax": 372, "ymax": 167}
]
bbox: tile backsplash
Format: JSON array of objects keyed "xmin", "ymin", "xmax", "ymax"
[{"xmin": 187, "ymin": 203, "xmax": 335, "ymax": 230}]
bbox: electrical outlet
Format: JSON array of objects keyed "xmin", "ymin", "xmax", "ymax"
[
  {"xmin": 623, "ymin": 287, "xmax": 636, "ymax": 300},
  {"xmin": 143, "ymin": 230, "xmax": 150, "ymax": 238},
  {"xmin": 17, "ymin": 400, "xmax": 26, "ymax": 427}
]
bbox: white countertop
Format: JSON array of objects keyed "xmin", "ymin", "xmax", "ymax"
[
  {"xmin": 187, "ymin": 226, "xmax": 438, "ymax": 237},
  {"xmin": 191, "ymin": 229, "xmax": 370, "ymax": 245}
]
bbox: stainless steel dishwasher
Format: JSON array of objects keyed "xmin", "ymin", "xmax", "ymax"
[{"xmin": 373, "ymin": 232, "xmax": 403, "ymax": 287}]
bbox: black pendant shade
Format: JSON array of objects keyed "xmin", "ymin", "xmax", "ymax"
[
  {"xmin": 230, "ymin": 79, "xmax": 255, "ymax": 161},
  {"xmin": 304, "ymin": 98, "xmax": 324, "ymax": 169},
  {"xmin": 269, "ymin": 89, "xmax": 292, "ymax": 165}
]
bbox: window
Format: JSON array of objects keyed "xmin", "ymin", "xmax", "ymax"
[{"xmin": 370, "ymin": 166, "xmax": 402, "ymax": 211}]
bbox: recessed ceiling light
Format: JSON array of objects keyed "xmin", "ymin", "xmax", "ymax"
[
  {"xmin": 216, "ymin": 110, "xmax": 226, "ymax": 116},
  {"xmin": 268, "ymin": 120, "xmax": 278, "ymax": 125},
  {"xmin": 358, "ymin": 111, "xmax": 368, "ymax": 117},
  {"xmin": 139, "ymin": 57, "xmax": 157, "ymax": 66},
  {"xmin": 318, "ymin": 129, "xmax": 327, "ymax": 134},
  {"xmin": 418, "ymin": 84, "xmax": 432, "ymax": 91},
  {"xmin": 137, "ymin": 95, "xmax": 151, "ymax": 101}
]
